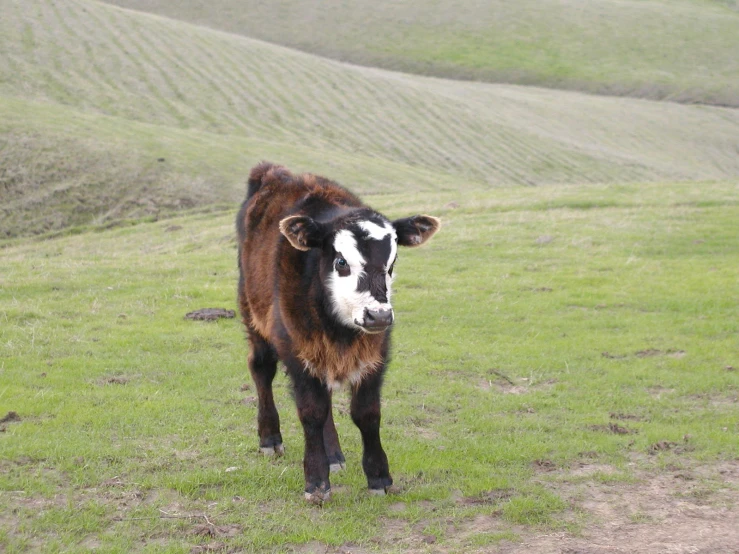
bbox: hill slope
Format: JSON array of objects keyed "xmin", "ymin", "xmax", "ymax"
[
  {"xmin": 102, "ymin": 0, "xmax": 739, "ymax": 106},
  {"xmin": 1, "ymin": 0, "xmax": 739, "ymax": 238},
  {"xmin": 0, "ymin": 97, "xmax": 461, "ymax": 238}
]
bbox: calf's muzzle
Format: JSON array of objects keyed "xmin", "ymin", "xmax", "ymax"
[{"xmin": 357, "ymin": 307, "xmax": 394, "ymax": 333}]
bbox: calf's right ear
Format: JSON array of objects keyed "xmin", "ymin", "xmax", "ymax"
[{"xmin": 279, "ymin": 215, "xmax": 326, "ymax": 251}]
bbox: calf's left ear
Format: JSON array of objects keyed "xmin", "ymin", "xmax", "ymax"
[
  {"xmin": 279, "ymin": 215, "xmax": 326, "ymax": 251},
  {"xmin": 392, "ymin": 215, "xmax": 441, "ymax": 247}
]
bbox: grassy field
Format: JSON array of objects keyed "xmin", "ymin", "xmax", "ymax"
[
  {"xmin": 2, "ymin": 0, "xmax": 739, "ymax": 238},
  {"xmin": 1, "ymin": 0, "xmax": 738, "ymax": 551},
  {"xmin": 1, "ymin": 181, "xmax": 737, "ymax": 552},
  {"xmin": 102, "ymin": 0, "xmax": 739, "ymax": 106}
]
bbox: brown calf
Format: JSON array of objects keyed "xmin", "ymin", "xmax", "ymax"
[{"xmin": 236, "ymin": 162, "xmax": 440, "ymax": 503}]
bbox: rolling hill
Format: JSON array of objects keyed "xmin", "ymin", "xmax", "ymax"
[
  {"xmin": 1, "ymin": 0, "xmax": 738, "ymax": 238},
  {"xmin": 102, "ymin": 0, "xmax": 739, "ymax": 106}
]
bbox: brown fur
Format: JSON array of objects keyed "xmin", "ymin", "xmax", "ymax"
[
  {"xmin": 294, "ymin": 329, "xmax": 385, "ymax": 385},
  {"xmin": 239, "ymin": 163, "xmax": 375, "ymax": 383}
]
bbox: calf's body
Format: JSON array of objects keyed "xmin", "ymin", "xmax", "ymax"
[{"xmin": 236, "ymin": 162, "xmax": 439, "ymax": 502}]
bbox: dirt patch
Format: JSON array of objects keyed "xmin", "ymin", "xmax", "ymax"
[
  {"xmin": 635, "ymin": 349, "xmax": 662, "ymax": 358},
  {"xmin": 609, "ymin": 412, "xmax": 647, "ymax": 422},
  {"xmin": 0, "ymin": 411, "xmax": 21, "ymax": 431},
  {"xmin": 604, "ymin": 350, "xmax": 686, "ymax": 360},
  {"xmin": 533, "ymin": 459, "xmax": 558, "ymax": 472},
  {"xmin": 589, "ymin": 423, "xmax": 637, "ymax": 435},
  {"xmin": 190, "ymin": 542, "xmax": 227, "ymax": 553},
  {"xmin": 688, "ymin": 393, "xmax": 739, "ymax": 408},
  {"xmin": 647, "ymin": 386, "xmax": 675, "ymax": 399},
  {"xmin": 502, "ymin": 461, "xmax": 739, "ymax": 554},
  {"xmin": 635, "ymin": 348, "xmax": 686, "ymax": 358},
  {"xmin": 184, "ymin": 308, "xmax": 235, "ymax": 321},
  {"xmin": 458, "ymin": 488, "xmax": 515, "ymax": 506},
  {"xmin": 191, "ymin": 523, "xmax": 241, "ymax": 538},
  {"xmin": 415, "ymin": 427, "xmax": 441, "ymax": 441},
  {"xmin": 477, "ymin": 369, "xmax": 550, "ymax": 395},
  {"xmin": 0, "ymin": 411, "xmax": 21, "ymax": 424},
  {"xmin": 647, "ymin": 439, "xmax": 695, "ymax": 455}
]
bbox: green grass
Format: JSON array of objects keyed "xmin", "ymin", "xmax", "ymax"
[
  {"xmin": 2, "ymin": 0, "xmax": 739, "ymax": 238},
  {"xmin": 102, "ymin": 0, "xmax": 739, "ymax": 106},
  {"xmin": 2, "ymin": 181, "xmax": 737, "ymax": 552}
]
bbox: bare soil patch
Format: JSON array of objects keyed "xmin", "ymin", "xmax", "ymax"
[
  {"xmin": 588, "ymin": 423, "xmax": 637, "ymax": 435},
  {"xmin": 0, "ymin": 411, "xmax": 21, "ymax": 424},
  {"xmin": 185, "ymin": 308, "xmax": 236, "ymax": 321},
  {"xmin": 501, "ymin": 461, "xmax": 739, "ymax": 554}
]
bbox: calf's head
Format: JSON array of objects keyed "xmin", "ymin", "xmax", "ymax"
[{"xmin": 280, "ymin": 211, "xmax": 440, "ymax": 333}]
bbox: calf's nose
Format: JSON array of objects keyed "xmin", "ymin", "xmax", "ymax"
[{"xmin": 363, "ymin": 307, "xmax": 394, "ymax": 332}]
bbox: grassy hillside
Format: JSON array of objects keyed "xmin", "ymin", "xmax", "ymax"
[
  {"xmin": 2, "ymin": 0, "xmax": 739, "ymax": 238},
  {"xmin": 0, "ymin": 97, "xmax": 458, "ymax": 238},
  {"xmin": 2, "ymin": 182, "xmax": 738, "ymax": 552},
  {"xmin": 102, "ymin": 0, "xmax": 739, "ymax": 106}
]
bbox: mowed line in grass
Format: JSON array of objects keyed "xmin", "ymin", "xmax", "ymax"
[
  {"xmin": 0, "ymin": 96, "xmax": 472, "ymax": 239},
  {"xmin": 1, "ymin": 182, "xmax": 737, "ymax": 551},
  {"xmin": 101, "ymin": 0, "xmax": 739, "ymax": 107},
  {"xmin": 2, "ymin": 0, "xmax": 739, "ymax": 189}
]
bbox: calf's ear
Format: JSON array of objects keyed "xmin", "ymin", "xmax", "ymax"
[
  {"xmin": 392, "ymin": 215, "xmax": 441, "ymax": 247},
  {"xmin": 279, "ymin": 215, "xmax": 326, "ymax": 251}
]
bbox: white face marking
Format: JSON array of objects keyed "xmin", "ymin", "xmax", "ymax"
[
  {"xmin": 333, "ymin": 230, "xmax": 365, "ymax": 270},
  {"xmin": 359, "ymin": 220, "xmax": 398, "ymax": 275},
  {"xmin": 327, "ymin": 223, "xmax": 397, "ymax": 331},
  {"xmin": 359, "ymin": 220, "xmax": 392, "ymax": 240}
]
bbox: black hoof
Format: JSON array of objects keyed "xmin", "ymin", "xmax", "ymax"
[
  {"xmin": 304, "ymin": 482, "xmax": 331, "ymax": 505},
  {"xmin": 367, "ymin": 475, "xmax": 393, "ymax": 495},
  {"xmin": 259, "ymin": 444, "xmax": 284, "ymax": 456},
  {"xmin": 328, "ymin": 452, "xmax": 346, "ymax": 473},
  {"xmin": 259, "ymin": 435, "xmax": 284, "ymax": 456}
]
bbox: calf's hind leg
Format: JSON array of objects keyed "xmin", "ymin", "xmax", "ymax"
[
  {"xmin": 323, "ymin": 392, "xmax": 346, "ymax": 472},
  {"xmin": 247, "ymin": 330, "xmax": 283, "ymax": 455}
]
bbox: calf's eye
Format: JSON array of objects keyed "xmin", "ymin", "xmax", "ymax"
[{"xmin": 335, "ymin": 257, "xmax": 350, "ymax": 276}]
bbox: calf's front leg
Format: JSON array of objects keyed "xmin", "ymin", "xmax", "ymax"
[
  {"xmin": 288, "ymin": 362, "xmax": 332, "ymax": 504},
  {"xmin": 351, "ymin": 369, "xmax": 393, "ymax": 494}
]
